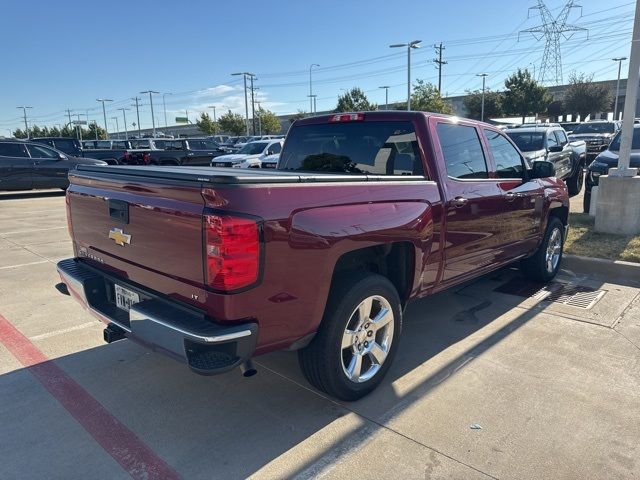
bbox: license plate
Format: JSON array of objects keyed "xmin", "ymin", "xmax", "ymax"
[
  {"xmin": 114, "ymin": 284, "xmax": 140, "ymax": 312},
  {"xmin": 214, "ymin": 162, "xmax": 229, "ymax": 167},
  {"xmin": 263, "ymin": 163, "xmax": 277, "ymax": 169}
]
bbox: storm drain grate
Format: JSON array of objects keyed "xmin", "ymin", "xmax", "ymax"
[{"xmin": 495, "ymin": 279, "xmax": 606, "ymax": 310}]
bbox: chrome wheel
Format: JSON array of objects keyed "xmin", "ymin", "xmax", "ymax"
[
  {"xmin": 545, "ymin": 227, "xmax": 562, "ymax": 273},
  {"xmin": 341, "ymin": 295, "xmax": 394, "ymax": 383}
]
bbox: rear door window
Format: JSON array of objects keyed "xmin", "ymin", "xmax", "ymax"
[
  {"xmin": 279, "ymin": 121, "xmax": 424, "ymax": 176},
  {"xmin": 436, "ymin": 123, "xmax": 487, "ymax": 179},
  {"xmin": 0, "ymin": 142, "xmax": 29, "ymax": 157},
  {"xmin": 52, "ymin": 139, "xmax": 78, "ymax": 153}
]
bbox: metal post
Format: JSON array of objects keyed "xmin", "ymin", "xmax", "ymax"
[
  {"xmin": 609, "ymin": 0, "xmax": 640, "ymax": 176},
  {"xmin": 132, "ymin": 97, "xmax": 142, "ymax": 137},
  {"xmin": 613, "ymin": 57, "xmax": 627, "ymax": 121},
  {"xmin": 249, "ymin": 74, "xmax": 256, "ymax": 134},
  {"xmin": 112, "ymin": 116, "xmax": 120, "ymax": 140},
  {"xmin": 17, "ymin": 106, "xmax": 32, "ymax": 138},
  {"xmin": 309, "ymin": 64, "xmax": 319, "ymax": 113},
  {"xmin": 96, "ymin": 99, "xmax": 112, "ymax": 136},
  {"xmin": 140, "ymin": 91, "xmax": 159, "ymax": 137},
  {"xmin": 434, "ymin": 43, "xmax": 447, "ymax": 94},
  {"xmin": 379, "ymin": 86, "xmax": 389, "ymax": 110},
  {"xmin": 232, "ymin": 73, "xmax": 251, "ymax": 136},
  {"xmin": 118, "ymin": 108, "xmax": 129, "ymax": 140},
  {"xmin": 477, "ymin": 73, "xmax": 488, "ymax": 122}
]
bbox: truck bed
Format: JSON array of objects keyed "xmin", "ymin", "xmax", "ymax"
[{"xmin": 73, "ymin": 164, "xmax": 427, "ymax": 184}]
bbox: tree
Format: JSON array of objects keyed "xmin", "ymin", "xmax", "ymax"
[
  {"xmin": 86, "ymin": 122, "xmax": 107, "ymax": 140},
  {"xmin": 411, "ymin": 79, "xmax": 452, "ymax": 114},
  {"xmin": 503, "ymin": 69, "xmax": 551, "ymax": 122},
  {"xmin": 335, "ymin": 87, "xmax": 377, "ymax": 112},
  {"xmin": 196, "ymin": 112, "xmax": 219, "ymax": 135},
  {"xmin": 30, "ymin": 125, "xmax": 43, "ymax": 138},
  {"xmin": 258, "ymin": 108, "xmax": 281, "ymax": 134},
  {"xmin": 289, "ymin": 110, "xmax": 308, "ymax": 125},
  {"xmin": 563, "ymin": 73, "xmax": 612, "ymax": 120},
  {"xmin": 48, "ymin": 126, "xmax": 61, "ymax": 137},
  {"xmin": 218, "ymin": 111, "xmax": 246, "ymax": 136},
  {"xmin": 12, "ymin": 128, "xmax": 27, "ymax": 139},
  {"xmin": 60, "ymin": 125, "xmax": 75, "ymax": 138},
  {"xmin": 463, "ymin": 89, "xmax": 504, "ymax": 120}
]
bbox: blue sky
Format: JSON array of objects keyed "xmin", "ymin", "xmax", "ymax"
[{"xmin": 0, "ymin": 0, "xmax": 634, "ymax": 133}]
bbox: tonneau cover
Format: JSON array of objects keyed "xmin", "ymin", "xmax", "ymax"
[{"xmin": 72, "ymin": 165, "xmax": 426, "ymax": 184}]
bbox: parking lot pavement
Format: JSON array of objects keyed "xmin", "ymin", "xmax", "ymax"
[{"xmin": 1, "ymin": 190, "xmax": 640, "ymax": 480}]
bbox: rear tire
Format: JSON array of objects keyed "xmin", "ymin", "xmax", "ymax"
[
  {"xmin": 520, "ymin": 217, "xmax": 564, "ymax": 282},
  {"xmin": 298, "ymin": 272, "xmax": 402, "ymax": 401},
  {"xmin": 566, "ymin": 162, "xmax": 584, "ymax": 197},
  {"xmin": 583, "ymin": 190, "xmax": 591, "ymax": 213}
]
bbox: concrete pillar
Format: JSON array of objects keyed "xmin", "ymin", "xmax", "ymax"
[{"xmin": 594, "ymin": 175, "xmax": 640, "ymax": 235}]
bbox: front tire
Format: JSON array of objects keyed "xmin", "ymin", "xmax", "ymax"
[
  {"xmin": 520, "ymin": 217, "xmax": 564, "ymax": 282},
  {"xmin": 298, "ymin": 272, "xmax": 402, "ymax": 401}
]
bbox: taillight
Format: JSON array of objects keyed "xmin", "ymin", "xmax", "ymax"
[
  {"xmin": 329, "ymin": 113, "xmax": 365, "ymax": 122},
  {"xmin": 205, "ymin": 214, "xmax": 260, "ymax": 291},
  {"xmin": 143, "ymin": 152, "xmax": 150, "ymax": 164}
]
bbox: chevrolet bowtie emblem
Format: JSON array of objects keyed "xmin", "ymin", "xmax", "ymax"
[{"xmin": 108, "ymin": 228, "xmax": 131, "ymax": 246}]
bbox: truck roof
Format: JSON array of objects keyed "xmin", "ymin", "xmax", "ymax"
[{"xmin": 292, "ymin": 110, "xmax": 490, "ymax": 127}]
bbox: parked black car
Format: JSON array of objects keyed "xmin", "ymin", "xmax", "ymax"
[
  {"xmin": 584, "ymin": 126, "xmax": 640, "ymax": 212},
  {"xmin": 146, "ymin": 138, "xmax": 225, "ymax": 166},
  {"xmin": 505, "ymin": 125, "xmax": 587, "ymax": 196},
  {"xmin": 0, "ymin": 140, "xmax": 107, "ymax": 190},
  {"xmin": 31, "ymin": 137, "xmax": 84, "ymax": 157}
]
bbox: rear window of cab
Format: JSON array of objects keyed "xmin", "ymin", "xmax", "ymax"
[{"xmin": 279, "ymin": 121, "xmax": 425, "ymax": 177}]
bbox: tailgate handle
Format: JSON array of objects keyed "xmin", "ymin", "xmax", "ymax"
[{"xmin": 108, "ymin": 199, "xmax": 129, "ymax": 224}]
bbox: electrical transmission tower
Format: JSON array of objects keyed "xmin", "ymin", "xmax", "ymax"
[{"xmin": 520, "ymin": 0, "xmax": 588, "ymax": 85}]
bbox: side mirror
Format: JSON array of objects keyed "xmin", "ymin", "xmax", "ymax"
[
  {"xmin": 529, "ymin": 160, "xmax": 555, "ymax": 179},
  {"xmin": 547, "ymin": 145, "xmax": 563, "ymax": 153},
  {"xmin": 58, "ymin": 153, "xmax": 66, "ymax": 161}
]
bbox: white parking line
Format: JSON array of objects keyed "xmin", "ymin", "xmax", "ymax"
[
  {"xmin": 1, "ymin": 226, "xmax": 67, "ymax": 236},
  {"xmin": 0, "ymin": 260, "xmax": 50, "ymax": 270},
  {"xmin": 29, "ymin": 321, "xmax": 97, "ymax": 341}
]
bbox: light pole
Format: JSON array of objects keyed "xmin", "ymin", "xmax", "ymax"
[
  {"xmin": 390, "ymin": 40, "xmax": 421, "ymax": 110},
  {"xmin": 477, "ymin": 73, "xmax": 489, "ymax": 122},
  {"xmin": 162, "ymin": 92, "xmax": 172, "ymax": 128},
  {"xmin": 72, "ymin": 114, "xmax": 83, "ymax": 141},
  {"xmin": 379, "ymin": 86, "xmax": 390, "ymax": 110},
  {"xmin": 111, "ymin": 116, "xmax": 120, "ymax": 140},
  {"xmin": 613, "ymin": 57, "xmax": 627, "ymax": 120},
  {"xmin": 309, "ymin": 63, "xmax": 320, "ymax": 113},
  {"xmin": 96, "ymin": 99, "xmax": 112, "ymax": 136},
  {"xmin": 118, "ymin": 108, "xmax": 130, "ymax": 139},
  {"xmin": 231, "ymin": 72, "xmax": 255, "ymax": 135},
  {"xmin": 131, "ymin": 97, "xmax": 142, "ymax": 138},
  {"xmin": 16, "ymin": 106, "xmax": 33, "ymax": 138},
  {"xmin": 207, "ymin": 105, "xmax": 218, "ymax": 122},
  {"xmin": 140, "ymin": 90, "xmax": 159, "ymax": 136}
]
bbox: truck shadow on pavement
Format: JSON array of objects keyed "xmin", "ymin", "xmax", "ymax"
[
  {"xmin": 0, "ymin": 190, "xmax": 66, "ymax": 201},
  {"xmin": 1, "ymin": 267, "xmax": 630, "ymax": 479}
]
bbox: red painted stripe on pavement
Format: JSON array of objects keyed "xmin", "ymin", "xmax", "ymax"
[{"xmin": 0, "ymin": 314, "xmax": 181, "ymax": 480}]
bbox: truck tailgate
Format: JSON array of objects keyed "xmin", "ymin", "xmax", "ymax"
[{"xmin": 67, "ymin": 171, "xmax": 205, "ymax": 295}]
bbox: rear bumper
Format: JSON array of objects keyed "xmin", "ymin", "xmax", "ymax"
[{"xmin": 56, "ymin": 258, "xmax": 258, "ymax": 375}]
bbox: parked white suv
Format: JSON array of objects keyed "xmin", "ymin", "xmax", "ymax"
[{"xmin": 211, "ymin": 140, "xmax": 283, "ymax": 168}]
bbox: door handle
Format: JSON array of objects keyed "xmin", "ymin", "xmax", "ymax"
[
  {"xmin": 451, "ymin": 196, "xmax": 468, "ymax": 208},
  {"xmin": 505, "ymin": 191, "xmax": 520, "ymax": 201}
]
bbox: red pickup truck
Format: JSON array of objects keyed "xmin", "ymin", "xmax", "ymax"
[{"xmin": 56, "ymin": 111, "xmax": 569, "ymax": 400}]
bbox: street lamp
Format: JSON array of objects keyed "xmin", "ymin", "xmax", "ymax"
[
  {"xmin": 477, "ymin": 73, "xmax": 489, "ymax": 122},
  {"xmin": 117, "ymin": 108, "xmax": 130, "ymax": 140},
  {"xmin": 16, "ymin": 106, "xmax": 33, "ymax": 138},
  {"xmin": 379, "ymin": 86, "xmax": 390, "ymax": 110},
  {"xmin": 111, "ymin": 116, "xmax": 120, "ymax": 140},
  {"xmin": 390, "ymin": 40, "xmax": 421, "ymax": 110},
  {"xmin": 207, "ymin": 105, "xmax": 218, "ymax": 122},
  {"xmin": 162, "ymin": 92, "xmax": 172, "ymax": 128},
  {"xmin": 96, "ymin": 99, "xmax": 112, "ymax": 135},
  {"xmin": 613, "ymin": 57, "xmax": 627, "ymax": 120},
  {"xmin": 140, "ymin": 90, "xmax": 159, "ymax": 136},
  {"xmin": 309, "ymin": 63, "xmax": 320, "ymax": 113}
]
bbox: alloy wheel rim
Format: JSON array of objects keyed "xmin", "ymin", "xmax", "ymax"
[
  {"xmin": 545, "ymin": 227, "xmax": 562, "ymax": 273},
  {"xmin": 340, "ymin": 295, "xmax": 394, "ymax": 383}
]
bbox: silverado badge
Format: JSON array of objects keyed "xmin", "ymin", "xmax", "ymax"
[{"xmin": 108, "ymin": 228, "xmax": 131, "ymax": 246}]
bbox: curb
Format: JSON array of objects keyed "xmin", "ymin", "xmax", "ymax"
[{"xmin": 562, "ymin": 254, "xmax": 640, "ymax": 284}]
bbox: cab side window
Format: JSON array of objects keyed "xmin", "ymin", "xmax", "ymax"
[
  {"xmin": 547, "ymin": 131, "xmax": 559, "ymax": 149},
  {"xmin": 27, "ymin": 144, "xmax": 59, "ymax": 159},
  {"xmin": 436, "ymin": 123, "xmax": 488, "ymax": 179},
  {"xmin": 484, "ymin": 129, "xmax": 524, "ymax": 179},
  {"xmin": 267, "ymin": 143, "xmax": 282, "ymax": 155},
  {"xmin": 555, "ymin": 130, "xmax": 568, "ymax": 146}
]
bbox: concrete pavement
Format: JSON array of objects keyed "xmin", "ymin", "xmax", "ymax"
[{"xmin": 1, "ymin": 190, "xmax": 639, "ymax": 479}]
